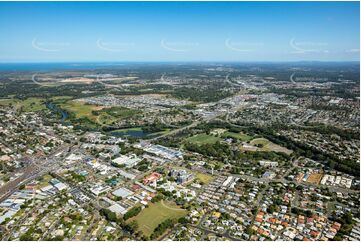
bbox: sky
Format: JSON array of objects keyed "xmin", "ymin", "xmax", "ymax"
[{"xmin": 0, "ymin": 1, "xmax": 359, "ymax": 62}]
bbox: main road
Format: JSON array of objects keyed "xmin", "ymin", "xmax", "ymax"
[{"xmin": 0, "ymin": 144, "xmax": 72, "ymax": 202}]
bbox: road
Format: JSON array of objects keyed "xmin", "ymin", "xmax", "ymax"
[
  {"xmin": 149, "ymin": 109, "xmax": 224, "ymax": 142},
  {"xmin": 0, "ymin": 144, "xmax": 71, "ymax": 202},
  {"xmin": 149, "ymin": 120, "xmax": 202, "ymax": 142}
]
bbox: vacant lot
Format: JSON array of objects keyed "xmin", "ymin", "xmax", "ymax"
[
  {"xmin": 185, "ymin": 133, "xmax": 221, "ymax": 145},
  {"xmin": 307, "ymin": 173, "xmax": 323, "ymax": 184},
  {"xmin": 130, "ymin": 201, "xmax": 187, "ymax": 237},
  {"xmin": 196, "ymin": 172, "xmax": 214, "ymax": 184}
]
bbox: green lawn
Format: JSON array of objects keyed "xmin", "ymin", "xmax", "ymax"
[
  {"xmin": 185, "ymin": 133, "xmax": 221, "ymax": 145},
  {"xmin": 221, "ymin": 131, "xmax": 253, "ymax": 141},
  {"xmin": 130, "ymin": 201, "xmax": 187, "ymax": 237}
]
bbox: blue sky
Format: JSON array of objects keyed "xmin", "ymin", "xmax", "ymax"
[{"xmin": 0, "ymin": 1, "xmax": 359, "ymax": 62}]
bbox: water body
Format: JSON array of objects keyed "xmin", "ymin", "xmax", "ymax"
[
  {"xmin": 46, "ymin": 102, "xmax": 68, "ymax": 122},
  {"xmin": 0, "ymin": 62, "xmax": 152, "ymax": 71},
  {"xmin": 110, "ymin": 129, "xmax": 150, "ymax": 138}
]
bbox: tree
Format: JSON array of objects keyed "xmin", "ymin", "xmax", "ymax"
[
  {"xmin": 123, "ymin": 206, "xmax": 141, "ymax": 220},
  {"xmin": 124, "ymin": 220, "xmax": 139, "ymax": 233},
  {"xmin": 178, "ymin": 217, "xmax": 189, "ymax": 224},
  {"xmin": 100, "ymin": 208, "xmax": 117, "ymax": 222},
  {"xmin": 151, "ymin": 194, "xmax": 164, "ymax": 203}
]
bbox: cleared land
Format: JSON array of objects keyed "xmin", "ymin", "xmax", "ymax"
[
  {"xmin": 306, "ymin": 173, "xmax": 323, "ymax": 185},
  {"xmin": 250, "ymin": 138, "xmax": 270, "ymax": 146},
  {"xmin": 130, "ymin": 201, "xmax": 187, "ymax": 237},
  {"xmin": 242, "ymin": 138, "xmax": 293, "ymax": 155}
]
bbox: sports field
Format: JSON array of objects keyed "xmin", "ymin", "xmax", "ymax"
[
  {"xmin": 130, "ymin": 201, "xmax": 187, "ymax": 237},
  {"xmin": 306, "ymin": 173, "xmax": 323, "ymax": 184}
]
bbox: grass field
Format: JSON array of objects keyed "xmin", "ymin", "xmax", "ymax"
[
  {"xmin": 51, "ymin": 96, "xmax": 73, "ymax": 101},
  {"xmin": 185, "ymin": 133, "xmax": 221, "ymax": 145},
  {"xmin": 130, "ymin": 201, "xmax": 187, "ymax": 237},
  {"xmin": 59, "ymin": 101, "xmax": 141, "ymax": 126},
  {"xmin": 21, "ymin": 98, "xmax": 47, "ymax": 112},
  {"xmin": 60, "ymin": 101, "xmax": 105, "ymax": 119},
  {"xmin": 221, "ymin": 131, "xmax": 253, "ymax": 141},
  {"xmin": 59, "ymin": 101, "xmax": 117, "ymax": 125},
  {"xmin": 248, "ymin": 138, "xmax": 293, "ymax": 155},
  {"xmin": 196, "ymin": 172, "xmax": 214, "ymax": 184},
  {"xmin": 0, "ymin": 99, "xmax": 17, "ymax": 106},
  {"xmin": 0, "ymin": 97, "xmax": 46, "ymax": 112},
  {"xmin": 210, "ymin": 128, "xmax": 227, "ymax": 135},
  {"xmin": 37, "ymin": 174, "xmax": 53, "ymax": 188},
  {"xmin": 101, "ymin": 106, "xmax": 141, "ymax": 118}
]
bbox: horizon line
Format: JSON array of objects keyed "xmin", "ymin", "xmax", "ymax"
[{"xmin": 0, "ymin": 60, "xmax": 359, "ymax": 64}]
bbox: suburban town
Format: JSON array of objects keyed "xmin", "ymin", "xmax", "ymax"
[
  {"xmin": 0, "ymin": 1, "xmax": 360, "ymax": 241},
  {"xmin": 0, "ymin": 61, "xmax": 360, "ymax": 241}
]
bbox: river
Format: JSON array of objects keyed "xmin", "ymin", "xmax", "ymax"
[{"xmin": 46, "ymin": 102, "xmax": 68, "ymax": 122}]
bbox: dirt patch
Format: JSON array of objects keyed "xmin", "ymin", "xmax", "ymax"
[{"xmin": 306, "ymin": 173, "xmax": 323, "ymax": 185}]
